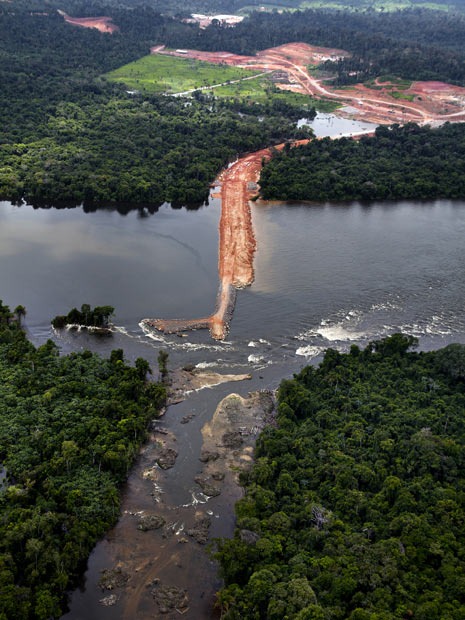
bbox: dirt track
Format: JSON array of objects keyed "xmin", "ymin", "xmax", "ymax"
[
  {"xmin": 143, "ymin": 148, "xmax": 271, "ymax": 340},
  {"xmin": 154, "ymin": 42, "xmax": 465, "ymax": 124},
  {"xmin": 144, "ymin": 42, "xmax": 465, "ymax": 340}
]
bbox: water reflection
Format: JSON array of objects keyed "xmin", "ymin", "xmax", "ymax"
[{"xmin": 0, "ymin": 201, "xmax": 220, "ymax": 328}]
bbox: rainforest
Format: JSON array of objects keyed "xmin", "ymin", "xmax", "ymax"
[{"xmin": 3, "ymin": 1, "xmax": 465, "ymax": 618}]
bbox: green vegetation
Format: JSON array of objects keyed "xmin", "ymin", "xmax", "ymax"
[
  {"xmin": 260, "ymin": 123, "xmax": 465, "ymax": 201},
  {"xmin": 390, "ymin": 91, "xmax": 415, "ymax": 101},
  {"xmin": 363, "ymin": 76, "xmax": 414, "ymax": 101},
  {"xmin": 0, "ymin": 7, "xmax": 311, "ymax": 207},
  {"xmin": 211, "ymin": 77, "xmax": 339, "ymax": 111},
  {"xmin": 211, "ymin": 74, "xmax": 274, "ymax": 99},
  {"xmin": 182, "ymin": 8, "xmax": 465, "ymax": 85},
  {"xmin": 107, "ymin": 53, "xmax": 262, "ymax": 94},
  {"xmin": 107, "ymin": 54, "xmax": 337, "ymax": 113},
  {"xmin": 0, "ymin": 300, "xmax": 166, "ymax": 619},
  {"xmin": 301, "ymin": 0, "xmax": 451, "ymax": 10},
  {"xmin": 364, "ymin": 76, "xmax": 412, "ymax": 90},
  {"xmin": 6, "ymin": 0, "xmax": 465, "ymax": 205},
  {"xmin": 216, "ymin": 334, "xmax": 465, "ymax": 619},
  {"xmin": 4, "ymin": 3, "xmax": 465, "ymax": 207},
  {"xmin": 51, "ymin": 304, "xmax": 115, "ymax": 329}
]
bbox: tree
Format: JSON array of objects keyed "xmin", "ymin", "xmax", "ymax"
[
  {"xmin": 158, "ymin": 349, "xmax": 169, "ymax": 382},
  {"xmin": 13, "ymin": 305, "xmax": 26, "ymax": 327},
  {"xmin": 135, "ymin": 357, "xmax": 151, "ymax": 380}
]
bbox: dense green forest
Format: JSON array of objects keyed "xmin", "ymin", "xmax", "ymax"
[
  {"xmin": 4, "ymin": 3, "xmax": 465, "ymax": 206},
  {"xmin": 0, "ymin": 6, "xmax": 310, "ymax": 207},
  {"xmin": 0, "ymin": 300, "xmax": 166, "ymax": 619},
  {"xmin": 259, "ymin": 123, "xmax": 465, "ymax": 201},
  {"xmin": 216, "ymin": 334, "xmax": 465, "ymax": 619},
  {"xmin": 179, "ymin": 8, "xmax": 465, "ymax": 85}
]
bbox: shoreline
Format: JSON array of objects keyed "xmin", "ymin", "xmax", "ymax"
[
  {"xmin": 143, "ymin": 42, "xmax": 465, "ymax": 341},
  {"xmin": 63, "ymin": 367, "xmax": 276, "ymax": 620}
]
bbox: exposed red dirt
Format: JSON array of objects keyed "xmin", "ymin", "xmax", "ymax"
[
  {"xmin": 144, "ymin": 139, "xmax": 322, "ymax": 340},
  {"xmin": 144, "ymin": 42, "xmax": 465, "ymax": 340},
  {"xmin": 152, "ymin": 46, "xmax": 257, "ymax": 67},
  {"xmin": 152, "ymin": 42, "xmax": 465, "ymax": 124},
  {"xmin": 144, "ymin": 148, "xmax": 268, "ymax": 340},
  {"xmin": 61, "ymin": 12, "xmax": 118, "ymax": 33},
  {"xmin": 257, "ymin": 41, "xmax": 349, "ymax": 65},
  {"xmin": 412, "ymin": 81, "xmax": 459, "ymax": 93}
]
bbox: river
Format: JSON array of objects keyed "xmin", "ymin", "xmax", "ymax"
[{"xmin": 2, "ymin": 113, "xmax": 465, "ymax": 618}]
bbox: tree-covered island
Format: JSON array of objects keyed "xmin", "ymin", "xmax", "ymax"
[{"xmin": 51, "ymin": 304, "xmax": 115, "ymax": 330}]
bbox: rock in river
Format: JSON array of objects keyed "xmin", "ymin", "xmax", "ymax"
[
  {"xmin": 151, "ymin": 581, "xmax": 189, "ymax": 614},
  {"xmin": 137, "ymin": 514, "xmax": 166, "ymax": 531},
  {"xmin": 156, "ymin": 447, "xmax": 178, "ymax": 470}
]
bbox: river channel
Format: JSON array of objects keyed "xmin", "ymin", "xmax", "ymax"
[{"xmin": 2, "ymin": 113, "xmax": 465, "ymax": 618}]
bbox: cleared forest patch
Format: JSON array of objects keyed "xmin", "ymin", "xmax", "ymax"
[
  {"xmin": 106, "ymin": 53, "xmax": 262, "ymax": 94},
  {"xmin": 60, "ymin": 12, "xmax": 118, "ymax": 33}
]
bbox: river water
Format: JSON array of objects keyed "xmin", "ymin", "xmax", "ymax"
[{"xmin": 3, "ymin": 113, "xmax": 465, "ymax": 618}]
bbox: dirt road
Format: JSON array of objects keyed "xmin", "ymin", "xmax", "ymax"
[
  {"xmin": 143, "ymin": 148, "xmax": 269, "ymax": 340},
  {"xmin": 143, "ymin": 41, "xmax": 465, "ymax": 340},
  {"xmin": 59, "ymin": 11, "xmax": 118, "ymax": 33},
  {"xmin": 155, "ymin": 42, "xmax": 465, "ymax": 124}
]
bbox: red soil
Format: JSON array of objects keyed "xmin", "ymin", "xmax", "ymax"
[
  {"xmin": 257, "ymin": 41, "xmax": 349, "ymax": 65},
  {"xmin": 62, "ymin": 13, "xmax": 118, "ymax": 34},
  {"xmin": 144, "ymin": 142, "xmax": 304, "ymax": 340},
  {"xmin": 411, "ymin": 81, "xmax": 460, "ymax": 94},
  {"xmin": 152, "ymin": 42, "xmax": 465, "ymax": 124},
  {"xmin": 144, "ymin": 42, "xmax": 465, "ymax": 340},
  {"xmin": 152, "ymin": 46, "xmax": 257, "ymax": 67}
]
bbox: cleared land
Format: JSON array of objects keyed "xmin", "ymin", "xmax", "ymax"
[
  {"xmin": 153, "ymin": 42, "xmax": 465, "ymax": 124},
  {"xmin": 144, "ymin": 42, "xmax": 465, "ymax": 340},
  {"xmin": 107, "ymin": 49, "xmax": 338, "ymax": 110},
  {"xmin": 60, "ymin": 11, "xmax": 118, "ymax": 33},
  {"xmin": 106, "ymin": 54, "xmax": 263, "ymax": 94}
]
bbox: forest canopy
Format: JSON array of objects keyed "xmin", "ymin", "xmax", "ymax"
[
  {"xmin": 0, "ymin": 300, "xmax": 166, "ymax": 619},
  {"xmin": 216, "ymin": 334, "xmax": 465, "ymax": 619},
  {"xmin": 3, "ymin": 4, "xmax": 465, "ymax": 207},
  {"xmin": 259, "ymin": 123, "xmax": 465, "ymax": 202}
]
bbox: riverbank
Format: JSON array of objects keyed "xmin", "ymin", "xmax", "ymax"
[
  {"xmin": 62, "ymin": 367, "xmax": 276, "ymax": 620},
  {"xmin": 143, "ymin": 133, "xmax": 379, "ymax": 341}
]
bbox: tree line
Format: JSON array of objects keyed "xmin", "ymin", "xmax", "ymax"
[
  {"xmin": 259, "ymin": 123, "xmax": 465, "ymax": 202},
  {"xmin": 51, "ymin": 304, "xmax": 115, "ymax": 329},
  {"xmin": 0, "ymin": 299, "xmax": 166, "ymax": 619},
  {"xmin": 0, "ymin": 6, "xmax": 310, "ymax": 209},
  {"xmin": 216, "ymin": 334, "xmax": 465, "ymax": 619},
  {"xmin": 177, "ymin": 8, "xmax": 465, "ymax": 85}
]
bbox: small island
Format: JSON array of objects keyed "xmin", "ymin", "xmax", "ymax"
[{"xmin": 52, "ymin": 304, "xmax": 115, "ymax": 331}]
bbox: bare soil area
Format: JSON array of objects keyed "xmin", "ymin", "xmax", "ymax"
[
  {"xmin": 153, "ymin": 42, "xmax": 465, "ymax": 124},
  {"xmin": 61, "ymin": 12, "xmax": 118, "ymax": 33},
  {"xmin": 144, "ymin": 42, "xmax": 465, "ymax": 341}
]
